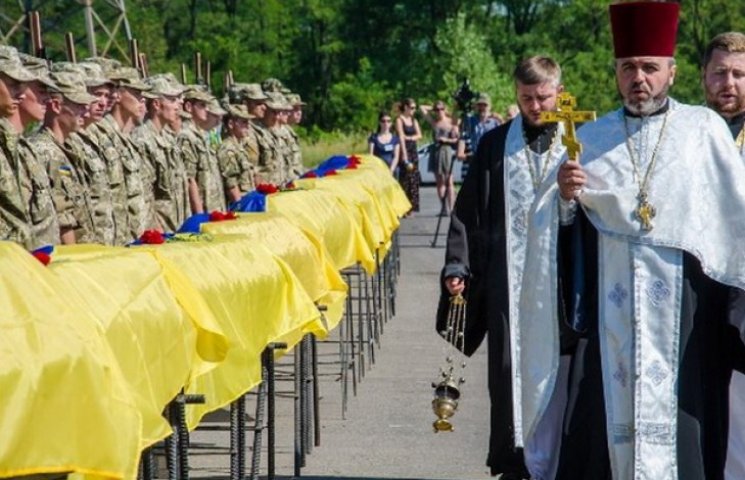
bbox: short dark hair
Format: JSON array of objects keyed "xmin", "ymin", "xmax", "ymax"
[
  {"xmin": 703, "ymin": 32, "xmax": 745, "ymax": 68},
  {"xmin": 513, "ymin": 56, "xmax": 562, "ymax": 86}
]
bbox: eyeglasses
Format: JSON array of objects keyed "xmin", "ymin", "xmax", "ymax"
[
  {"xmin": 407, "ymin": 104, "xmax": 416, "ymax": 109},
  {"xmin": 433, "ymin": 107, "xmax": 443, "ymax": 111},
  {"xmin": 380, "ymin": 119, "xmax": 392, "ymax": 123}
]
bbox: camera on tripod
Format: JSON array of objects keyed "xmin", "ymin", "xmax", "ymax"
[
  {"xmin": 452, "ymin": 78, "xmax": 479, "ymax": 112},
  {"xmin": 452, "ymin": 78, "xmax": 479, "ymax": 156}
]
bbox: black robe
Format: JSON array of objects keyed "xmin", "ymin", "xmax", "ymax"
[
  {"xmin": 557, "ymin": 209, "xmax": 745, "ymax": 480},
  {"xmin": 436, "ymin": 121, "xmax": 575, "ymax": 478}
]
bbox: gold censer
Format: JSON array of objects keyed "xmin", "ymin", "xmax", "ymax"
[{"xmin": 432, "ymin": 293, "xmax": 467, "ymax": 432}]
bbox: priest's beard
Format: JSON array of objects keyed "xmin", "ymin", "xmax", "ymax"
[{"xmin": 622, "ymin": 84, "xmax": 671, "ymax": 116}]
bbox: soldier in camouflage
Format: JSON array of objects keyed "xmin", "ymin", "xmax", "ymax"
[
  {"xmin": 54, "ymin": 62, "xmax": 117, "ymax": 245},
  {"xmin": 105, "ymin": 66, "xmax": 154, "ymax": 241},
  {"xmin": 24, "ymin": 71, "xmax": 97, "ymax": 244},
  {"xmin": 180, "ymin": 86, "xmax": 226, "ymax": 213},
  {"xmin": 218, "ymin": 104, "xmax": 256, "ymax": 204},
  {"xmin": 205, "ymin": 98, "xmax": 225, "ymax": 153},
  {"xmin": 13, "ymin": 53, "xmax": 61, "ymax": 248},
  {"xmin": 259, "ymin": 91, "xmax": 292, "ymax": 184},
  {"xmin": 132, "ymin": 74, "xmax": 189, "ymax": 232},
  {"xmin": 0, "ymin": 47, "xmax": 55, "ymax": 247},
  {"xmin": 235, "ymin": 83, "xmax": 275, "ymax": 183},
  {"xmin": 285, "ymin": 92, "xmax": 306, "ymax": 177}
]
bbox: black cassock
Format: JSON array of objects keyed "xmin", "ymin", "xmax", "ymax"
[
  {"xmin": 557, "ymin": 209, "xmax": 745, "ymax": 480},
  {"xmin": 436, "ymin": 121, "xmax": 576, "ymax": 478}
]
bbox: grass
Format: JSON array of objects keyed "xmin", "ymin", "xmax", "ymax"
[{"xmin": 300, "ymin": 131, "xmax": 368, "ymax": 168}]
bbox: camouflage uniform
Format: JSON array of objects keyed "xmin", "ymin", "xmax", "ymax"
[
  {"xmin": 93, "ymin": 117, "xmax": 133, "ymax": 244},
  {"xmin": 253, "ymin": 121, "xmax": 283, "ymax": 184},
  {"xmin": 17, "ymin": 137, "xmax": 59, "ymax": 248},
  {"xmin": 287, "ymin": 126, "xmax": 304, "ymax": 177},
  {"xmin": 0, "ymin": 118, "xmax": 32, "ymax": 246},
  {"xmin": 67, "ymin": 130, "xmax": 115, "ymax": 245},
  {"xmin": 132, "ymin": 120, "xmax": 189, "ymax": 232},
  {"xmin": 218, "ymin": 135, "xmax": 256, "ymax": 199},
  {"xmin": 179, "ymin": 119, "xmax": 226, "ymax": 212},
  {"xmin": 242, "ymin": 127, "xmax": 261, "ymax": 168},
  {"xmin": 103, "ymin": 116, "xmax": 154, "ymax": 239},
  {"xmin": 29, "ymin": 128, "xmax": 96, "ymax": 243},
  {"xmin": 0, "ymin": 50, "xmax": 40, "ymax": 246}
]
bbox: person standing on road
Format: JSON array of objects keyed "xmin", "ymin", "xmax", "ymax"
[
  {"xmin": 421, "ymin": 100, "xmax": 459, "ymax": 215},
  {"xmin": 395, "ymin": 98, "xmax": 421, "ymax": 214}
]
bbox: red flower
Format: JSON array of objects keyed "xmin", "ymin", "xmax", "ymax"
[
  {"xmin": 347, "ymin": 155, "xmax": 361, "ymax": 169},
  {"xmin": 32, "ymin": 251, "xmax": 51, "ymax": 266},
  {"xmin": 140, "ymin": 229, "xmax": 165, "ymax": 244},
  {"xmin": 209, "ymin": 211, "xmax": 237, "ymax": 221},
  {"xmin": 256, "ymin": 183, "xmax": 279, "ymax": 194},
  {"xmin": 302, "ymin": 171, "xmax": 318, "ymax": 179},
  {"xmin": 285, "ymin": 181, "xmax": 296, "ymax": 190},
  {"xmin": 325, "ymin": 169, "xmax": 338, "ymax": 176}
]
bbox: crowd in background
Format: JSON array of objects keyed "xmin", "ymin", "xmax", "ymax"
[
  {"xmin": 0, "ymin": 44, "xmax": 309, "ymax": 250},
  {"xmin": 368, "ymin": 95, "xmax": 519, "ymax": 215}
]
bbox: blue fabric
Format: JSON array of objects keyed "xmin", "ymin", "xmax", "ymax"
[
  {"xmin": 315, "ymin": 155, "xmax": 350, "ymax": 176},
  {"xmin": 230, "ymin": 191, "xmax": 267, "ymax": 212},
  {"xmin": 178, "ymin": 213, "xmax": 212, "ymax": 234},
  {"xmin": 32, "ymin": 245, "xmax": 55, "ymax": 255}
]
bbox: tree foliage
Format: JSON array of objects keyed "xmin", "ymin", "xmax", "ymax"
[{"xmin": 1, "ymin": 0, "xmax": 744, "ymax": 135}]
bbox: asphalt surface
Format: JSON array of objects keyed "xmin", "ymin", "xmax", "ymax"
[{"xmin": 188, "ymin": 185, "xmax": 492, "ymax": 480}]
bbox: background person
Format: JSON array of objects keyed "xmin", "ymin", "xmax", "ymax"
[
  {"xmin": 457, "ymin": 93, "xmax": 500, "ymax": 180},
  {"xmin": 394, "ymin": 98, "xmax": 421, "ymax": 213},
  {"xmin": 368, "ymin": 111, "xmax": 400, "ymax": 174},
  {"xmin": 421, "ymin": 100, "xmax": 458, "ymax": 215},
  {"xmin": 701, "ymin": 30, "xmax": 745, "ymax": 480}
]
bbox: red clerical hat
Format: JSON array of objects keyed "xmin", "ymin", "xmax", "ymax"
[{"xmin": 610, "ymin": 1, "xmax": 680, "ymax": 58}]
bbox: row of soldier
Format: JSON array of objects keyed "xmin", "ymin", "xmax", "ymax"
[{"xmin": 0, "ymin": 45, "xmax": 307, "ymax": 250}]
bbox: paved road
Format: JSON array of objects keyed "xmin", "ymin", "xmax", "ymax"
[{"xmin": 189, "ymin": 186, "xmax": 493, "ymax": 480}]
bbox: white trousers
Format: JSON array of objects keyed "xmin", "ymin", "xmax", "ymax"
[
  {"xmin": 726, "ymin": 372, "xmax": 745, "ymax": 480},
  {"xmin": 524, "ymin": 355, "xmax": 571, "ymax": 480}
]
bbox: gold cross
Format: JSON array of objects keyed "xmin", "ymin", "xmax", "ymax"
[
  {"xmin": 539, "ymin": 92, "xmax": 596, "ymax": 161},
  {"xmin": 635, "ymin": 196, "xmax": 656, "ymax": 231}
]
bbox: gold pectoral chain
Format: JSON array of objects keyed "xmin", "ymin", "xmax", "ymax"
[
  {"xmin": 522, "ymin": 126, "xmax": 561, "ymax": 192},
  {"xmin": 736, "ymin": 124, "xmax": 745, "ymax": 153},
  {"xmin": 623, "ymin": 110, "xmax": 670, "ymax": 231}
]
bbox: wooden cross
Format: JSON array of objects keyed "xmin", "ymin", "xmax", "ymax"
[{"xmin": 539, "ymin": 92, "xmax": 596, "ymax": 161}]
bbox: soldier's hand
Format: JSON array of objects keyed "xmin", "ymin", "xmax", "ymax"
[
  {"xmin": 444, "ymin": 276, "xmax": 465, "ymax": 295},
  {"xmin": 558, "ymin": 161, "xmax": 586, "ymax": 200}
]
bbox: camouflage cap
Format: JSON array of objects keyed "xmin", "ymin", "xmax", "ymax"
[
  {"xmin": 0, "ymin": 45, "xmax": 20, "ymax": 61},
  {"xmin": 52, "ymin": 61, "xmax": 112, "ymax": 88},
  {"xmin": 183, "ymin": 84, "xmax": 213, "ymax": 103},
  {"xmin": 48, "ymin": 71, "xmax": 97, "ymax": 105},
  {"xmin": 285, "ymin": 93, "xmax": 307, "ymax": 106},
  {"xmin": 261, "ymin": 77, "xmax": 286, "ymax": 93},
  {"xmin": 0, "ymin": 46, "xmax": 38, "ymax": 83},
  {"xmin": 239, "ymin": 83, "xmax": 268, "ymax": 102},
  {"xmin": 84, "ymin": 57, "xmax": 122, "ymax": 72},
  {"xmin": 142, "ymin": 73, "xmax": 186, "ymax": 99},
  {"xmin": 225, "ymin": 104, "xmax": 253, "ymax": 120},
  {"xmin": 17, "ymin": 53, "xmax": 58, "ymax": 90},
  {"xmin": 108, "ymin": 66, "xmax": 150, "ymax": 91},
  {"xmin": 207, "ymin": 98, "xmax": 227, "ymax": 116},
  {"xmin": 264, "ymin": 91, "xmax": 292, "ymax": 111}
]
